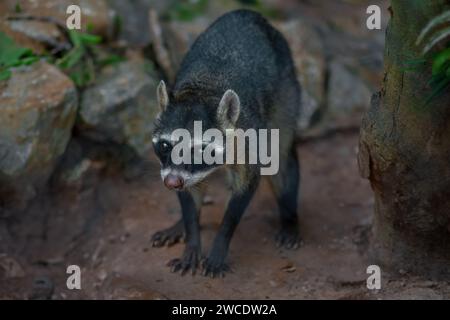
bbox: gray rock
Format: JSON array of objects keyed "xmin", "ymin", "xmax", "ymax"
[
  {"xmin": 108, "ymin": 0, "xmax": 173, "ymax": 47},
  {"xmin": 78, "ymin": 61, "xmax": 159, "ymax": 158},
  {"xmin": 0, "ymin": 0, "xmax": 114, "ymax": 38},
  {"xmin": 325, "ymin": 59, "xmax": 373, "ymax": 129},
  {"xmin": 6, "ymin": 20, "xmax": 64, "ymax": 49},
  {"xmin": 276, "ymin": 19, "xmax": 327, "ymax": 132},
  {"xmin": 0, "ymin": 61, "xmax": 78, "ymax": 212},
  {"xmin": 161, "ymin": 18, "xmax": 210, "ymax": 74},
  {"xmin": 0, "ymin": 255, "xmax": 25, "ymax": 278},
  {"xmin": 50, "ymin": 138, "xmax": 104, "ymax": 191},
  {"xmin": 0, "ymin": 21, "xmax": 47, "ymax": 55}
]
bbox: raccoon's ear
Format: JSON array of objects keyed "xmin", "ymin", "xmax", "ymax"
[
  {"xmin": 218, "ymin": 90, "xmax": 240, "ymax": 128},
  {"xmin": 157, "ymin": 80, "xmax": 169, "ymax": 112}
]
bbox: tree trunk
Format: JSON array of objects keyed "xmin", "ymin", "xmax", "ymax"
[{"xmin": 358, "ymin": 0, "xmax": 450, "ymax": 278}]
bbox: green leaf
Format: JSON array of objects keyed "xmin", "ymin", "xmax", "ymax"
[
  {"xmin": 403, "ymin": 58, "xmax": 427, "ymax": 65},
  {"xmin": 425, "ymin": 76, "xmax": 450, "ymax": 105},
  {"xmin": 15, "ymin": 3, "xmax": 22, "ymax": 13},
  {"xmin": 0, "ymin": 32, "xmax": 34, "ymax": 67},
  {"xmin": 0, "ymin": 31, "xmax": 38, "ymax": 77},
  {"xmin": 113, "ymin": 15, "xmax": 123, "ymax": 35},
  {"xmin": 0, "ymin": 69, "xmax": 12, "ymax": 81},
  {"xmin": 401, "ymin": 58, "xmax": 427, "ymax": 71},
  {"xmin": 86, "ymin": 22, "xmax": 94, "ymax": 33},
  {"xmin": 170, "ymin": 0, "xmax": 208, "ymax": 21},
  {"xmin": 68, "ymin": 30, "xmax": 101, "ymax": 47},
  {"xmin": 417, "ymin": 10, "xmax": 450, "ymax": 46},
  {"xmin": 58, "ymin": 47, "xmax": 85, "ymax": 69},
  {"xmin": 422, "ymin": 26, "xmax": 450, "ymax": 54},
  {"xmin": 69, "ymin": 67, "xmax": 93, "ymax": 87},
  {"xmin": 432, "ymin": 47, "xmax": 450, "ymax": 75},
  {"xmin": 21, "ymin": 56, "xmax": 40, "ymax": 66},
  {"xmin": 69, "ymin": 69, "xmax": 85, "ymax": 86},
  {"xmin": 68, "ymin": 30, "xmax": 83, "ymax": 48},
  {"xmin": 98, "ymin": 54, "xmax": 124, "ymax": 67},
  {"xmin": 79, "ymin": 33, "xmax": 102, "ymax": 45}
]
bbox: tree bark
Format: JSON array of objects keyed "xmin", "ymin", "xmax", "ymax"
[{"xmin": 359, "ymin": 0, "xmax": 450, "ymax": 278}]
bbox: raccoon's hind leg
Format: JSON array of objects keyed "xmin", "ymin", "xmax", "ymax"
[
  {"xmin": 269, "ymin": 146, "xmax": 301, "ymax": 249},
  {"xmin": 151, "ymin": 219, "xmax": 185, "ymax": 247}
]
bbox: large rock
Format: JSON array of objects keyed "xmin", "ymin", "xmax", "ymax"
[
  {"xmin": 276, "ymin": 19, "xmax": 327, "ymax": 132},
  {"xmin": 0, "ymin": 21, "xmax": 50, "ymax": 55},
  {"xmin": 0, "ymin": 0, "xmax": 114, "ymax": 39},
  {"xmin": 161, "ymin": 18, "xmax": 210, "ymax": 74},
  {"xmin": 108, "ymin": 0, "xmax": 173, "ymax": 47},
  {"xmin": 0, "ymin": 61, "xmax": 78, "ymax": 212},
  {"xmin": 3, "ymin": 20, "xmax": 66, "ymax": 54},
  {"xmin": 78, "ymin": 61, "xmax": 159, "ymax": 158},
  {"xmin": 325, "ymin": 59, "xmax": 373, "ymax": 130}
]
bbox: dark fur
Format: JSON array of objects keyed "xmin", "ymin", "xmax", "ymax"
[{"xmin": 152, "ymin": 10, "xmax": 302, "ymax": 277}]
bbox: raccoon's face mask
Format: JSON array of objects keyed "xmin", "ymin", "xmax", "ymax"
[{"xmin": 152, "ymin": 81, "xmax": 240, "ymax": 190}]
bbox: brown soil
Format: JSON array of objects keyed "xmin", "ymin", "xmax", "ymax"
[{"xmin": 2, "ymin": 132, "xmax": 449, "ymax": 300}]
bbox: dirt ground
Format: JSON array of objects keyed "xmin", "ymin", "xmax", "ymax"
[{"xmin": 2, "ymin": 132, "xmax": 450, "ymax": 300}]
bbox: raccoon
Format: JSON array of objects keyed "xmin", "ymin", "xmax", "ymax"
[{"xmin": 151, "ymin": 9, "xmax": 301, "ymax": 277}]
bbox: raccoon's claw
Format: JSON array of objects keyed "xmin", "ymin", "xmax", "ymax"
[
  {"xmin": 275, "ymin": 228, "xmax": 302, "ymax": 250},
  {"xmin": 167, "ymin": 247, "xmax": 200, "ymax": 276},
  {"xmin": 151, "ymin": 221, "xmax": 185, "ymax": 247},
  {"xmin": 201, "ymin": 258, "xmax": 232, "ymax": 278}
]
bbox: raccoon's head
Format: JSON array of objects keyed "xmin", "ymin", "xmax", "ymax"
[{"xmin": 152, "ymin": 80, "xmax": 240, "ymax": 190}]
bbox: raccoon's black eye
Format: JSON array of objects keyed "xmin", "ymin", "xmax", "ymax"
[
  {"xmin": 156, "ymin": 141, "xmax": 172, "ymax": 156},
  {"xmin": 159, "ymin": 141, "xmax": 172, "ymax": 155}
]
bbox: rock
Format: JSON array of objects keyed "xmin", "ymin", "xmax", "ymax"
[
  {"xmin": 65, "ymin": 160, "xmax": 91, "ymax": 183},
  {"xmin": 5, "ymin": 20, "xmax": 66, "ymax": 53},
  {"xmin": 157, "ymin": 0, "xmax": 243, "ymax": 76},
  {"xmin": 78, "ymin": 61, "xmax": 159, "ymax": 158},
  {"xmin": 322, "ymin": 30, "xmax": 384, "ymax": 91},
  {"xmin": 325, "ymin": 59, "xmax": 372, "ymax": 130},
  {"xmin": 108, "ymin": 0, "xmax": 151, "ymax": 47},
  {"xmin": 276, "ymin": 19, "xmax": 327, "ymax": 132},
  {"xmin": 0, "ymin": 0, "xmax": 114, "ymax": 39},
  {"xmin": 0, "ymin": 61, "xmax": 78, "ymax": 212},
  {"xmin": 108, "ymin": 0, "xmax": 171, "ymax": 47},
  {"xmin": 161, "ymin": 18, "xmax": 210, "ymax": 74},
  {"xmin": 50, "ymin": 138, "xmax": 106, "ymax": 191},
  {"xmin": 0, "ymin": 255, "xmax": 26, "ymax": 278},
  {"xmin": 0, "ymin": 21, "xmax": 47, "ymax": 54}
]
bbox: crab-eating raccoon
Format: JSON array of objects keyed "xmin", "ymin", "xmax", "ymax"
[{"xmin": 151, "ymin": 9, "xmax": 301, "ymax": 277}]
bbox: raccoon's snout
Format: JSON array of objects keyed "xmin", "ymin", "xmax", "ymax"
[{"xmin": 164, "ymin": 174, "xmax": 184, "ymax": 190}]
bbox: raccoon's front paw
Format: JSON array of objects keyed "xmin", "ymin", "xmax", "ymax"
[
  {"xmin": 167, "ymin": 246, "xmax": 200, "ymax": 275},
  {"xmin": 201, "ymin": 256, "xmax": 232, "ymax": 278},
  {"xmin": 151, "ymin": 220, "xmax": 185, "ymax": 247},
  {"xmin": 275, "ymin": 227, "xmax": 302, "ymax": 250}
]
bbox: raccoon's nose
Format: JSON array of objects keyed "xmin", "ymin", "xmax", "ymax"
[{"xmin": 164, "ymin": 174, "xmax": 184, "ymax": 190}]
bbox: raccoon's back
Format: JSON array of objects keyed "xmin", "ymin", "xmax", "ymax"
[{"xmin": 173, "ymin": 10, "xmax": 297, "ymax": 121}]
